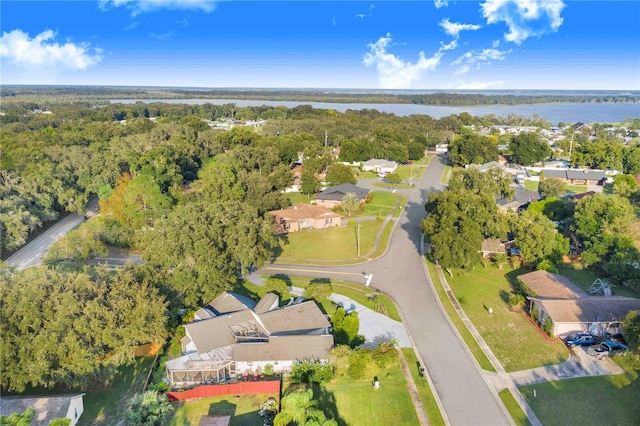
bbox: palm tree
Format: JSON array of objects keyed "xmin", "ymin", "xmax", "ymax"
[
  {"xmin": 275, "ymin": 389, "xmax": 332, "ymax": 426},
  {"xmin": 341, "ymin": 192, "xmax": 359, "ymax": 216}
]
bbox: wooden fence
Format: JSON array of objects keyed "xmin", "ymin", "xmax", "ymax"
[{"xmin": 167, "ymin": 381, "xmax": 281, "ymax": 402}]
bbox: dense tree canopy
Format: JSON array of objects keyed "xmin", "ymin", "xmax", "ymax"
[
  {"xmin": 0, "ymin": 266, "xmax": 167, "ymax": 392},
  {"xmin": 139, "ymin": 200, "xmax": 276, "ymax": 307},
  {"xmin": 510, "ymin": 210, "xmax": 569, "ymax": 266},
  {"xmin": 538, "ymin": 178, "xmax": 566, "ymax": 199},
  {"xmin": 509, "ymin": 132, "xmax": 551, "ymax": 166},
  {"xmin": 448, "ymin": 134, "xmax": 499, "ymax": 167}
]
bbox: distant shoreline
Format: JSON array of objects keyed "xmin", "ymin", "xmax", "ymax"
[{"xmin": 2, "ymin": 85, "xmax": 639, "ymax": 107}]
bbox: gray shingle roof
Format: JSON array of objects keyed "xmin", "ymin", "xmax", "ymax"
[{"xmin": 316, "ymin": 183, "xmax": 369, "ymax": 201}]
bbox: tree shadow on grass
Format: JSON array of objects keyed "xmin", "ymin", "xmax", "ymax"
[
  {"xmin": 208, "ymin": 399, "xmax": 237, "ymax": 415},
  {"xmin": 313, "ymin": 385, "xmax": 348, "ymax": 426}
]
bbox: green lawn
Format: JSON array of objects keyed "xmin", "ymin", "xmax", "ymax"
[
  {"xmin": 396, "ymin": 164, "xmax": 425, "ymax": 182},
  {"xmin": 523, "ymin": 180, "xmax": 589, "ymax": 194},
  {"xmin": 446, "ymin": 264, "xmax": 569, "ymax": 371},
  {"xmin": 402, "ymin": 348, "xmax": 446, "ymax": 426},
  {"xmin": 274, "ymin": 220, "xmax": 382, "ymax": 262},
  {"xmin": 79, "ymin": 356, "xmax": 156, "ymax": 425},
  {"xmin": 169, "ymin": 393, "xmax": 279, "ymax": 426},
  {"xmin": 286, "ymin": 191, "xmax": 314, "ymax": 205},
  {"xmin": 557, "ymin": 264, "xmax": 639, "ymax": 299},
  {"xmin": 498, "ymin": 388, "xmax": 531, "ymax": 426},
  {"xmin": 426, "ymin": 260, "xmax": 496, "ymax": 372},
  {"xmin": 360, "ymin": 191, "xmax": 400, "ymax": 217},
  {"xmin": 357, "ymin": 170, "xmax": 380, "ymax": 180},
  {"xmin": 441, "ymin": 165, "xmax": 451, "ymax": 185},
  {"xmin": 519, "ymin": 357, "xmax": 640, "ymax": 425},
  {"xmin": 306, "ymin": 359, "xmax": 420, "ymax": 425}
]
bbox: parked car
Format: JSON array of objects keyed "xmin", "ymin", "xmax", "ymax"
[
  {"xmin": 563, "ymin": 333, "xmax": 595, "ymax": 346},
  {"xmin": 587, "ymin": 340, "xmax": 628, "ymax": 360}
]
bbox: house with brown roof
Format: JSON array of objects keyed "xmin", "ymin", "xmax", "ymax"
[
  {"xmin": 541, "ymin": 169, "xmax": 606, "ymax": 186},
  {"xmin": 518, "ymin": 270, "xmax": 640, "ymax": 337},
  {"xmin": 165, "ymin": 292, "xmax": 333, "ymax": 388},
  {"xmin": 268, "ymin": 203, "xmax": 341, "ymax": 233}
]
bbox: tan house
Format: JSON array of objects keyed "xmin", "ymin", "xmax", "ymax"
[
  {"xmin": 518, "ymin": 270, "xmax": 640, "ymax": 337},
  {"xmin": 165, "ymin": 292, "xmax": 333, "ymax": 388},
  {"xmin": 269, "ymin": 204, "xmax": 341, "ymax": 234}
]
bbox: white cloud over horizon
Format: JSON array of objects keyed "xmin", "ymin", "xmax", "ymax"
[
  {"xmin": 99, "ymin": 0, "xmax": 218, "ymax": 16},
  {"xmin": 481, "ymin": 0, "xmax": 565, "ymax": 44},
  {"xmin": 452, "ymin": 48, "xmax": 510, "ymax": 74},
  {"xmin": 363, "ymin": 34, "xmax": 456, "ymax": 89},
  {"xmin": 439, "ymin": 18, "xmax": 482, "ymax": 38},
  {"xmin": 0, "ymin": 29, "xmax": 103, "ymax": 71},
  {"xmin": 356, "ymin": 4, "xmax": 375, "ymax": 19}
]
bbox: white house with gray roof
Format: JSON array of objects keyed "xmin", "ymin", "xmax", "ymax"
[{"xmin": 166, "ymin": 292, "xmax": 333, "ymax": 388}]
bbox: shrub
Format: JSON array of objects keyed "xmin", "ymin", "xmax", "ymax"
[
  {"xmin": 543, "ymin": 317, "xmax": 554, "ymax": 337},
  {"xmin": 347, "ymin": 349, "xmax": 372, "ymax": 380},
  {"xmin": 290, "ymin": 361, "xmax": 333, "ymax": 385},
  {"xmin": 264, "ymin": 277, "xmax": 291, "ymax": 299},
  {"xmin": 507, "ymin": 293, "xmax": 525, "ymax": 311},
  {"xmin": 264, "ymin": 363, "xmax": 274, "ymax": 376},
  {"xmin": 304, "ymin": 283, "xmax": 332, "ymax": 302},
  {"xmin": 329, "ymin": 345, "xmax": 352, "ymax": 378},
  {"xmin": 372, "ymin": 342, "xmax": 398, "ymax": 368}
]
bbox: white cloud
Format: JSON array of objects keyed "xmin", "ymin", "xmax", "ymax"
[
  {"xmin": 356, "ymin": 4, "xmax": 375, "ymax": 19},
  {"xmin": 332, "ymin": 16, "xmax": 338, "ymax": 26},
  {"xmin": 481, "ymin": 0, "xmax": 565, "ymax": 44},
  {"xmin": 0, "ymin": 29, "xmax": 103, "ymax": 70},
  {"xmin": 452, "ymin": 48, "xmax": 510, "ymax": 74},
  {"xmin": 457, "ymin": 80, "xmax": 505, "ymax": 90},
  {"xmin": 363, "ymin": 34, "xmax": 455, "ymax": 89},
  {"xmin": 150, "ymin": 31, "xmax": 175, "ymax": 41},
  {"xmin": 100, "ymin": 0, "xmax": 217, "ymax": 16},
  {"xmin": 434, "ymin": 0, "xmax": 449, "ymax": 9},
  {"xmin": 439, "ymin": 18, "xmax": 482, "ymax": 38}
]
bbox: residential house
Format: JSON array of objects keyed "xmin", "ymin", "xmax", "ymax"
[
  {"xmin": 541, "ymin": 169, "xmax": 606, "ymax": 186},
  {"xmin": 314, "ymin": 183, "xmax": 369, "ymax": 209},
  {"xmin": 166, "ymin": 292, "xmax": 333, "ymax": 388},
  {"xmin": 518, "ymin": 270, "xmax": 640, "ymax": 337},
  {"xmin": 480, "ymin": 238, "xmax": 514, "ymax": 258},
  {"xmin": 0, "ymin": 394, "xmax": 85, "ymax": 426},
  {"xmin": 434, "ymin": 143, "xmax": 449, "ymax": 153},
  {"xmin": 569, "ymin": 191, "xmax": 597, "ymax": 201},
  {"xmin": 268, "ymin": 204, "xmax": 341, "ymax": 233},
  {"xmin": 361, "ymin": 159, "xmax": 398, "ymax": 174}
]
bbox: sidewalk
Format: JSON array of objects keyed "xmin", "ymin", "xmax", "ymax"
[
  {"xmin": 433, "ymin": 264, "xmax": 630, "ymax": 425},
  {"xmin": 434, "ymin": 265, "xmax": 541, "ymax": 426}
]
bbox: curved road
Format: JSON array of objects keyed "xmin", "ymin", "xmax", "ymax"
[{"xmin": 260, "ymin": 155, "xmax": 512, "ymax": 425}]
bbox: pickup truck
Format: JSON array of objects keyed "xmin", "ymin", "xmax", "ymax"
[
  {"xmin": 587, "ymin": 340, "xmax": 628, "ymax": 360},
  {"xmin": 563, "ymin": 333, "xmax": 595, "ymax": 346}
]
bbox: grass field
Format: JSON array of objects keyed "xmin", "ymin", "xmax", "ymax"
[
  {"xmin": 498, "ymin": 388, "xmax": 531, "ymax": 426},
  {"xmin": 360, "ymin": 191, "xmax": 400, "ymax": 217},
  {"xmin": 274, "ymin": 220, "xmax": 382, "ymax": 261},
  {"xmin": 523, "ymin": 180, "xmax": 588, "ymax": 194},
  {"xmin": 425, "ymin": 260, "xmax": 496, "ymax": 372},
  {"xmin": 169, "ymin": 393, "xmax": 279, "ymax": 426},
  {"xmin": 441, "ymin": 165, "xmax": 451, "ymax": 185},
  {"xmin": 79, "ymin": 356, "xmax": 156, "ymax": 425},
  {"xmin": 519, "ymin": 357, "xmax": 640, "ymax": 425},
  {"xmin": 372, "ymin": 181, "xmax": 414, "ymax": 189},
  {"xmin": 304, "ymin": 359, "xmax": 420, "ymax": 425},
  {"xmin": 402, "ymin": 348, "xmax": 446, "ymax": 426},
  {"xmin": 557, "ymin": 264, "xmax": 639, "ymax": 299},
  {"xmin": 446, "ymin": 264, "xmax": 569, "ymax": 371}
]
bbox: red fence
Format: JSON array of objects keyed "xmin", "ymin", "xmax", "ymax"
[{"xmin": 167, "ymin": 380, "xmax": 281, "ymax": 402}]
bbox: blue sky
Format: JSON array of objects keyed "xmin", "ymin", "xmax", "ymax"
[{"xmin": 1, "ymin": 1, "xmax": 638, "ymax": 90}]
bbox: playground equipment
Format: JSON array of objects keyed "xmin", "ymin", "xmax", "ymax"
[{"xmin": 589, "ymin": 278, "xmax": 612, "ymax": 296}]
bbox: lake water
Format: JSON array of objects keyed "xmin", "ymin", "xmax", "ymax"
[{"xmin": 111, "ymin": 98, "xmax": 640, "ymax": 124}]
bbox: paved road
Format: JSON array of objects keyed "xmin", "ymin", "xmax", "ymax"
[
  {"xmin": 260, "ymin": 155, "xmax": 512, "ymax": 425},
  {"xmin": 5, "ymin": 199, "xmax": 100, "ymax": 271}
]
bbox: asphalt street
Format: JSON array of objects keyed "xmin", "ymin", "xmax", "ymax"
[
  {"xmin": 5, "ymin": 199, "xmax": 100, "ymax": 270},
  {"xmin": 261, "ymin": 155, "xmax": 513, "ymax": 425}
]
